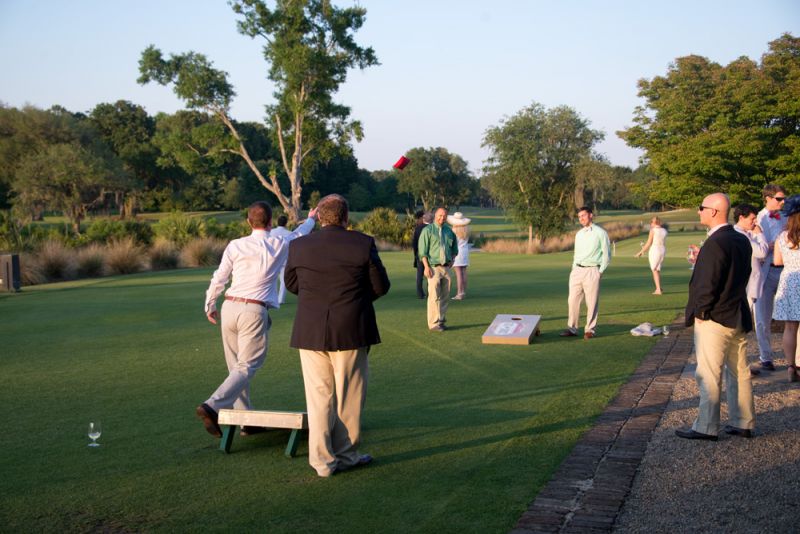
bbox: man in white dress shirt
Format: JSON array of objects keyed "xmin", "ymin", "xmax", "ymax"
[
  {"xmin": 196, "ymin": 202, "xmax": 317, "ymax": 437},
  {"xmin": 269, "ymin": 215, "xmax": 293, "ymax": 305},
  {"xmin": 754, "ymin": 184, "xmax": 787, "ymax": 371},
  {"xmin": 734, "ymin": 203, "xmax": 769, "ymax": 376}
]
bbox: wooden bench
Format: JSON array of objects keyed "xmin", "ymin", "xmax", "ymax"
[{"xmin": 217, "ymin": 409, "xmax": 308, "ymax": 457}]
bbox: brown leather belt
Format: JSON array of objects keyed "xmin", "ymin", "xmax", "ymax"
[{"xmin": 225, "ymin": 296, "xmax": 266, "ymax": 307}]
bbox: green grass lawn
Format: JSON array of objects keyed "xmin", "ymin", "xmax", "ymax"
[{"xmin": 0, "ymin": 232, "xmax": 702, "ymax": 533}]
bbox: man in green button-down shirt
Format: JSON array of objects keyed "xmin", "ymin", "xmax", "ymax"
[
  {"xmin": 560, "ymin": 206, "xmax": 611, "ymax": 339},
  {"xmin": 419, "ymin": 207, "xmax": 459, "ymax": 331}
]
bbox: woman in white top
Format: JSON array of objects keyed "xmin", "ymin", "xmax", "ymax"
[
  {"xmin": 448, "ymin": 212, "xmax": 471, "ymax": 300},
  {"xmin": 635, "ymin": 216, "xmax": 668, "ymax": 295}
]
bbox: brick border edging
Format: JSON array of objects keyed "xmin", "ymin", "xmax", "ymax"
[{"xmin": 511, "ymin": 322, "xmax": 693, "ymax": 534}]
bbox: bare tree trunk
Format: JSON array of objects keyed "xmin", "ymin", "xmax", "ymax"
[{"xmin": 527, "ymin": 224, "xmax": 534, "ymax": 254}]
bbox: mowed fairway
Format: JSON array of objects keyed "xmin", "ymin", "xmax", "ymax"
[{"xmin": 0, "ymin": 234, "xmax": 701, "ymax": 532}]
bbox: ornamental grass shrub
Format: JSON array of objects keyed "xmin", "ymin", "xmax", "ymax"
[
  {"xmin": 149, "ymin": 238, "xmax": 180, "ymax": 271},
  {"xmin": 75, "ymin": 244, "xmax": 106, "ymax": 278},
  {"xmin": 105, "ymin": 237, "xmax": 145, "ymax": 275},
  {"xmin": 18, "ymin": 252, "xmax": 46, "ymax": 286},
  {"xmin": 34, "ymin": 240, "xmax": 77, "ymax": 281},
  {"xmin": 180, "ymin": 237, "xmax": 226, "ymax": 268}
]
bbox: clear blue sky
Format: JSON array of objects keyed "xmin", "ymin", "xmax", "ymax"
[{"xmin": 1, "ymin": 1, "xmax": 797, "ymax": 173}]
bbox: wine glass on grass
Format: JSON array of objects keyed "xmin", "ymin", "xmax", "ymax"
[{"xmin": 88, "ymin": 421, "xmax": 102, "ymax": 447}]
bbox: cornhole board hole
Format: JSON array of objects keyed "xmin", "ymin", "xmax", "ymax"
[
  {"xmin": 482, "ymin": 314, "xmax": 541, "ymax": 345},
  {"xmin": 218, "ymin": 409, "xmax": 308, "ymax": 457}
]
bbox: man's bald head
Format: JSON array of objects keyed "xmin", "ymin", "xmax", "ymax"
[{"xmin": 699, "ymin": 192, "xmax": 731, "ymax": 227}]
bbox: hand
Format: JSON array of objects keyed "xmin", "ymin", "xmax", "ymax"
[
  {"xmin": 634, "ymin": 251, "xmax": 642, "ymax": 258},
  {"xmin": 424, "ymin": 266, "xmax": 433, "ymax": 279},
  {"xmin": 308, "ymin": 207, "xmax": 319, "ymax": 220},
  {"xmin": 752, "ymin": 224, "xmax": 762, "ymax": 234},
  {"xmin": 207, "ymin": 310, "xmax": 218, "ymax": 325}
]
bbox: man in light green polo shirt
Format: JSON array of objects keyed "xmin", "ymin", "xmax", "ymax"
[
  {"xmin": 560, "ymin": 206, "xmax": 611, "ymax": 339},
  {"xmin": 419, "ymin": 207, "xmax": 459, "ymax": 331}
]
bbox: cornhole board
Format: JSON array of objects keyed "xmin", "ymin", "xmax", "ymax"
[
  {"xmin": 218, "ymin": 409, "xmax": 308, "ymax": 457},
  {"xmin": 482, "ymin": 314, "xmax": 542, "ymax": 345}
]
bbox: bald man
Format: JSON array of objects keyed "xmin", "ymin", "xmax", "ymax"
[{"xmin": 677, "ymin": 193, "xmax": 756, "ymax": 441}]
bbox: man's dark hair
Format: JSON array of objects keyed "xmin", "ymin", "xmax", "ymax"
[
  {"xmin": 763, "ymin": 184, "xmax": 786, "ymax": 198},
  {"xmin": 414, "ymin": 210, "xmax": 425, "ymax": 219},
  {"xmin": 317, "ymin": 194, "xmax": 349, "ymax": 226},
  {"xmin": 277, "ymin": 215, "xmax": 288, "ymax": 227},
  {"xmin": 578, "ymin": 206, "xmax": 593, "ymax": 214},
  {"xmin": 734, "ymin": 203, "xmax": 758, "ymax": 221},
  {"xmin": 247, "ymin": 201, "xmax": 272, "ymax": 229}
]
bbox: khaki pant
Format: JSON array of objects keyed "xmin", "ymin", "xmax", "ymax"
[
  {"xmin": 426, "ymin": 265, "xmax": 451, "ymax": 329},
  {"xmin": 299, "ymin": 347, "xmax": 369, "ymax": 477},
  {"xmin": 567, "ymin": 266, "xmax": 600, "ymax": 335},
  {"xmin": 206, "ymin": 300, "xmax": 270, "ymax": 412},
  {"xmin": 692, "ymin": 318, "xmax": 756, "ymax": 435}
]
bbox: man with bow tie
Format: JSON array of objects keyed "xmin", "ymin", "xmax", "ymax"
[{"xmin": 754, "ymin": 184, "xmax": 788, "ymax": 371}]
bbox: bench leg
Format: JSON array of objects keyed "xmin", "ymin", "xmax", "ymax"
[
  {"xmin": 220, "ymin": 425, "xmax": 236, "ymax": 453},
  {"xmin": 285, "ymin": 429, "xmax": 301, "ymax": 458}
]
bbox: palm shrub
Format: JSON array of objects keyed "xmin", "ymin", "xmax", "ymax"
[
  {"xmin": 105, "ymin": 237, "xmax": 145, "ymax": 275},
  {"xmin": 34, "ymin": 240, "xmax": 77, "ymax": 281},
  {"xmin": 85, "ymin": 219, "xmax": 154, "ymax": 245},
  {"xmin": 357, "ymin": 208, "xmax": 411, "ymax": 247},
  {"xmin": 153, "ymin": 212, "xmax": 204, "ymax": 247},
  {"xmin": 203, "ymin": 218, "xmax": 249, "ymax": 241},
  {"xmin": 180, "ymin": 237, "xmax": 227, "ymax": 268},
  {"xmin": 149, "ymin": 238, "xmax": 180, "ymax": 271}
]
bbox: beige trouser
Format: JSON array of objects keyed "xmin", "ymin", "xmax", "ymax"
[
  {"xmin": 567, "ymin": 266, "xmax": 600, "ymax": 334},
  {"xmin": 206, "ymin": 300, "xmax": 270, "ymax": 412},
  {"xmin": 299, "ymin": 347, "xmax": 369, "ymax": 477},
  {"xmin": 426, "ymin": 265, "xmax": 451, "ymax": 329},
  {"xmin": 692, "ymin": 318, "xmax": 756, "ymax": 435}
]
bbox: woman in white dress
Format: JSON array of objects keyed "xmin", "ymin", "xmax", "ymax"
[
  {"xmin": 635, "ymin": 216, "xmax": 668, "ymax": 295},
  {"xmin": 447, "ymin": 212, "xmax": 471, "ymax": 300},
  {"xmin": 772, "ymin": 195, "xmax": 800, "ymax": 382}
]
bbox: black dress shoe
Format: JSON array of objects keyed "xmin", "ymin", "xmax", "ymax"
[
  {"xmin": 559, "ymin": 329, "xmax": 578, "ymax": 337},
  {"xmin": 675, "ymin": 428, "xmax": 718, "ymax": 441},
  {"xmin": 761, "ymin": 361, "xmax": 776, "ymax": 371},
  {"xmin": 723, "ymin": 425, "xmax": 753, "ymax": 438}
]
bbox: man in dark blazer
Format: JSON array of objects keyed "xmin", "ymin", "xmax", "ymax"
[
  {"xmin": 677, "ymin": 192, "xmax": 756, "ymax": 441},
  {"xmin": 285, "ymin": 194, "xmax": 390, "ymax": 477}
]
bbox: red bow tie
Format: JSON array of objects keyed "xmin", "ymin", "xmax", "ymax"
[{"xmin": 770, "ymin": 212, "xmax": 781, "ymax": 220}]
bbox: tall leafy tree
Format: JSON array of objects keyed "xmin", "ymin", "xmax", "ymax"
[
  {"xmin": 396, "ymin": 146, "xmax": 474, "ymax": 211},
  {"xmin": 13, "ymin": 143, "xmax": 119, "ymax": 234},
  {"xmin": 618, "ymin": 33, "xmax": 800, "ymax": 207},
  {"xmin": 138, "ymin": 0, "xmax": 378, "ymax": 222},
  {"xmin": 483, "ymin": 103, "xmax": 603, "ymax": 247},
  {"xmin": 89, "ymin": 101, "xmax": 158, "ymax": 217}
]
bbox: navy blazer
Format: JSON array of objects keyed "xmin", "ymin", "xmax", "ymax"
[
  {"xmin": 684, "ymin": 225, "xmax": 753, "ymax": 331},
  {"xmin": 285, "ymin": 225, "xmax": 390, "ymax": 351}
]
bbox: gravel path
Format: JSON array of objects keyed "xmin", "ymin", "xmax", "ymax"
[{"xmin": 615, "ymin": 332, "xmax": 800, "ymax": 533}]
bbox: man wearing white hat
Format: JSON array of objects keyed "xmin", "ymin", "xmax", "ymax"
[{"xmin": 419, "ymin": 207, "xmax": 459, "ymax": 331}]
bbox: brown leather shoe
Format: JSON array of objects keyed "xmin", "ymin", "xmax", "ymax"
[
  {"xmin": 196, "ymin": 403, "xmax": 221, "ymax": 437},
  {"xmin": 559, "ymin": 329, "xmax": 578, "ymax": 337},
  {"xmin": 584, "ymin": 331, "xmax": 595, "ymax": 339}
]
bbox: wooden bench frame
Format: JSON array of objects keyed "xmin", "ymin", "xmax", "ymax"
[{"xmin": 217, "ymin": 409, "xmax": 308, "ymax": 457}]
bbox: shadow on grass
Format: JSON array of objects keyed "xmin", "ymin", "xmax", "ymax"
[{"xmin": 375, "ymin": 414, "xmax": 597, "ymax": 467}]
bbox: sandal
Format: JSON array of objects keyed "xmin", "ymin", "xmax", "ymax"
[{"xmin": 789, "ymin": 365, "xmax": 799, "ymax": 383}]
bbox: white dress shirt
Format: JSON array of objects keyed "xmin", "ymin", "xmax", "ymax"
[
  {"xmin": 734, "ymin": 225, "xmax": 769, "ymax": 300},
  {"xmin": 204, "ymin": 217, "xmax": 315, "ymax": 313}
]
